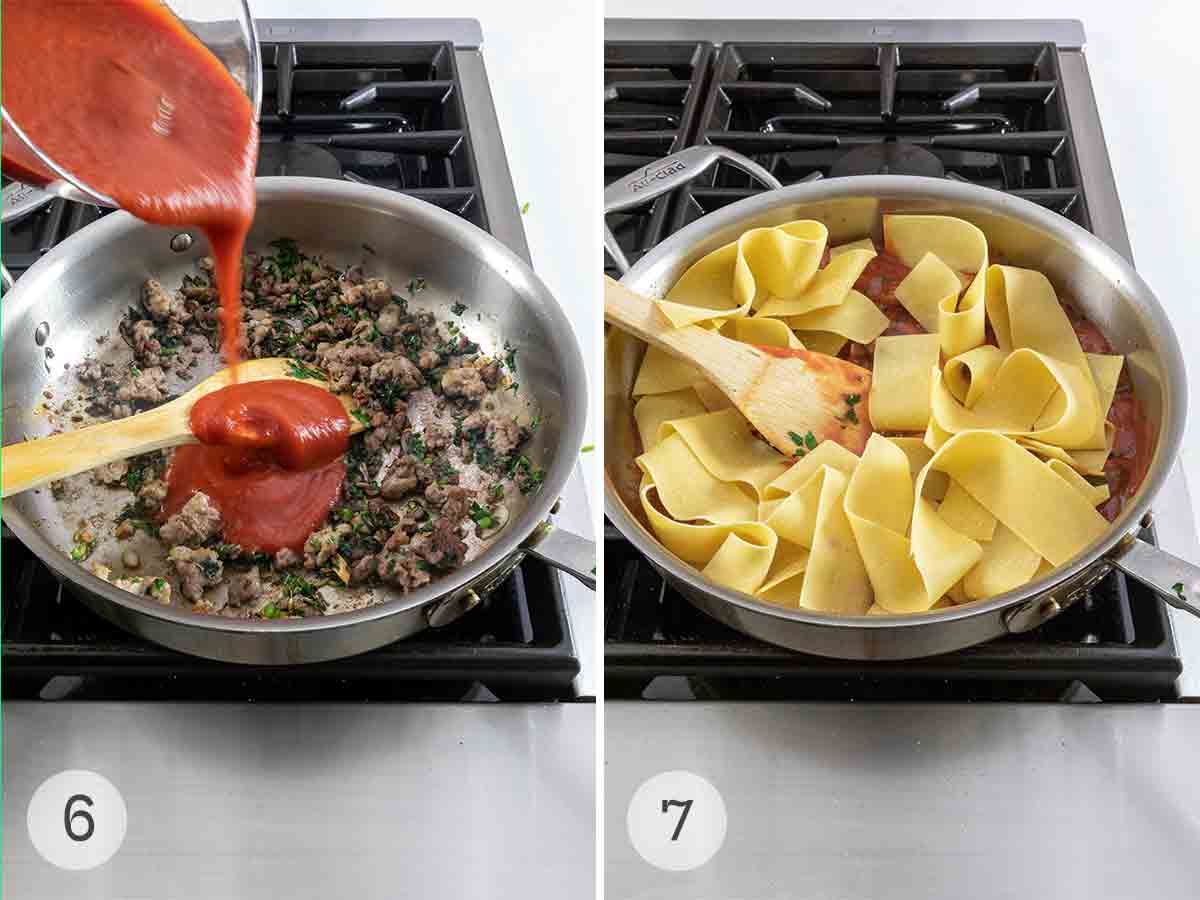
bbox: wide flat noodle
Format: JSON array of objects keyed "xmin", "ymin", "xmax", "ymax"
[
  {"xmin": 963, "ymin": 523, "xmax": 1042, "ymax": 600},
  {"xmin": 657, "ymin": 221, "xmax": 828, "ymax": 327},
  {"xmin": 926, "ymin": 431, "xmax": 1109, "ymax": 566},
  {"xmin": 637, "ymin": 432, "xmax": 757, "ymax": 524},
  {"xmin": 894, "ymin": 251, "xmax": 960, "ymax": 333},
  {"xmin": 757, "ymin": 542, "xmax": 811, "ymax": 607},
  {"xmin": 702, "ymin": 529, "xmax": 778, "ymax": 595},
  {"xmin": 633, "ymin": 389, "xmax": 708, "ymax": 452},
  {"xmin": 719, "ymin": 316, "xmax": 804, "ymax": 349},
  {"xmin": 632, "ymin": 345, "xmax": 703, "ymax": 396},
  {"xmin": 870, "ymin": 333, "xmax": 941, "ymax": 431},
  {"xmin": 639, "ymin": 477, "xmax": 776, "ymax": 573},
  {"xmin": 943, "ymin": 345, "xmax": 1006, "ymax": 408},
  {"xmin": 758, "ymin": 247, "xmax": 876, "ymax": 318},
  {"xmin": 784, "ymin": 289, "xmax": 890, "ymax": 344},
  {"xmin": 938, "ymin": 480, "xmax": 997, "ymax": 541},
  {"xmin": 797, "ymin": 466, "xmax": 873, "ymax": 614},
  {"xmin": 1047, "ymin": 458, "xmax": 1110, "ymax": 507},
  {"xmin": 764, "ymin": 441, "xmax": 860, "ymax": 499},
  {"xmin": 830, "ymin": 237, "xmax": 876, "ymax": 257},
  {"xmin": 885, "ymin": 214, "xmax": 988, "ymax": 357},
  {"xmin": 660, "ymin": 408, "xmax": 790, "ymax": 499},
  {"xmin": 793, "ymin": 330, "xmax": 848, "ymax": 357},
  {"xmin": 931, "ymin": 349, "xmax": 1102, "ymax": 449},
  {"xmin": 844, "ymin": 435, "xmax": 929, "ymax": 613}
]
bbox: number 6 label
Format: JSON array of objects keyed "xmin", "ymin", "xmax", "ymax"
[
  {"xmin": 627, "ymin": 771, "xmax": 727, "ymax": 872},
  {"xmin": 27, "ymin": 770, "xmax": 127, "ymax": 871}
]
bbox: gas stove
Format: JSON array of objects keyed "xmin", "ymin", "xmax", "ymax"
[
  {"xmin": 1, "ymin": 18, "xmax": 584, "ymax": 703},
  {"xmin": 603, "ymin": 18, "xmax": 1196, "ymax": 702}
]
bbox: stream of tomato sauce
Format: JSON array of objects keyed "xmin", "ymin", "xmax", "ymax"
[
  {"xmin": 848, "ymin": 251, "xmax": 1153, "ymax": 521},
  {"xmin": 163, "ymin": 382, "xmax": 351, "ymax": 554},
  {"xmin": 1, "ymin": 0, "xmax": 257, "ymax": 368},
  {"xmin": 2, "ymin": 3, "xmax": 360, "ymax": 552}
]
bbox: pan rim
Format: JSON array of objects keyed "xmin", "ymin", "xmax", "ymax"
[
  {"xmin": 605, "ymin": 174, "xmax": 1187, "ymax": 635},
  {"xmin": 2, "ymin": 176, "xmax": 589, "ymax": 638}
]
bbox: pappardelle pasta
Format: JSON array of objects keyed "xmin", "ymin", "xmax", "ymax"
[{"xmin": 628, "ymin": 214, "xmax": 1152, "ymax": 615}]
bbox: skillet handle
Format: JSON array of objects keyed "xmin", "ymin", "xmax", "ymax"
[
  {"xmin": 603, "ymin": 146, "xmax": 783, "ymax": 276},
  {"xmin": 1108, "ymin": 534, "xmax": 1200, "ymax": 619},
  {"xmin": 523, "ymin": 521, "xmax": 596, "ymax": 591}
]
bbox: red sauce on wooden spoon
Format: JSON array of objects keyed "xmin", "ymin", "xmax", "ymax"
[{"xmin": 163, "ymin": 381, "xmax": 352, "ymax": 554}]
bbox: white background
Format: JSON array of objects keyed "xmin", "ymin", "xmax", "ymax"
[
  {"xmin": 252, "ymin": 0, "xmax": 603, "ymax": 507},
  {"xmin": 607, "ymin": 0, "xmax": 1200, "ymax": 536}
]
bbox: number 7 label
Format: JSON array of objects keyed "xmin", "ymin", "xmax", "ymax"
[{"xmin": 628, "ymin": 771, "xmax": 727, "ymax": 871}]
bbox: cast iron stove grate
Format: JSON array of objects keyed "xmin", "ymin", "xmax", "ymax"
[
  {"xmin": 1, "ymin": 39, "xmax": 579, "ymax": 701},
  {"xmin": 604, "ymin": 41, "xmax": 714, "ymax": 275},
  {"xmin": 605, "ymin": 526, "xmax": 1179, "ymax": 702},
  {"xmin": 671, "ymin": 41, "xmax": 1090, "ymax": 235},
  {"xmin": 2, "ymin": 536, "xmax": 577, "ymax": 702}
]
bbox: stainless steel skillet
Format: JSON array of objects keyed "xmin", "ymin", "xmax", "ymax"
[
  {"xmin": 2, "ymin": 176, "xmax": 593, "ymax": 664},
  {"xmin": 605, "ymin": 153, "xmax": 1200, "ymax": 660}
]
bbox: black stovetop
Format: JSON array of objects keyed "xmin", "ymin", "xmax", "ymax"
[
  {"xmin": 2, "ymin": 38, "xmax": 579, "ymax": 702},
  {"xmin": 603, "ymin": 37, "xmax": 1180, "ymax": 701}
]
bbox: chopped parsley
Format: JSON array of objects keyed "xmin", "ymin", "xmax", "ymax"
[
  {"xmin": 199, "ymin": 558, "xmax": 222, "ymax": 580},
  {"xmin": 286, "ymin": 359, "xmax": 325, "ymax": 381},
  {"xmin": 451, "ymin": 302, "xmax": 468, "ymax": 316},
  {"xmin": 788, "ymin": 430, "xmax": 818, "ymax": 457},
  {"xmin": 350, "ymin": 408, "xmax": 373, "ymax": 429},
  {"xmin": 1173, "ymin": 582, "xmax": 1187, "ymax": 602},
  {"xmin": 281, "ymin": 572, "xmax": 325, "ymax": 612},
  {"xmin": 846, "ymin": 393, "xmax": 861, "ymax": 406},
  {"xmin": 504, "ymin": 341, "xmax": 518, "ymax": 373},
  {"xmin": 406, "ymin": 433, "xmax": 427, "ymax": 460},
  {"xmin": 124, "ymin": 462, "xmax": 148, "ymax": 493},
  {"xmin": 260, "ymin": 602, "xmax": 283, "ymax": 619},
  {"xmin": 520, "ymin": 201, "xmax": 530, "ymax": 215},
  {"xmin": 469, "ymin": 501, "xmax": 495, "ymax": 530},
  {"xmin": 269, "ymin": 237, "xmax": 302, "ymax": 277},
  {"xmin": 580, "ymin": 444, "xmax": 595, "ymax": 454},
  {"xmin": 69, "ymin": 542, "xmax": 93, "ymax": 562}
]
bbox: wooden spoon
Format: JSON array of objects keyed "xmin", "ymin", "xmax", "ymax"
[
  {"xmin": 604, "ymin": 275, "xmax": 873, "ymax": 456},
  {"xmin": 1, "ymin": 357, "xmax": 363, "ymax": 498}
]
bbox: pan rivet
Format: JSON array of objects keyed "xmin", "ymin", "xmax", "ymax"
[
  {"xmin": 169, "ymin": 233, "xmax": 194, "ymax": 252},
  {"xmin": 34, "ymin": 322, "xmax": 50, "ymax": 346}
]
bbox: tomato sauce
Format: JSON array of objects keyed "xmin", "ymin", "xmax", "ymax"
[
  {"xmin": 2, "ymin": 0, "xmax": 257, "ymax": 367},
  {"xmin": 844, "ymin": 250, "xmax": 1153, "ymax": 521},
  {"xmin": 163, "ymin": 382, "xmax": 351, "ymax": 554}
]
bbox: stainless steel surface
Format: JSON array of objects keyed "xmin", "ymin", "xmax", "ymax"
[
  {"xmin": 1, "ymin": 181, "xmax": 55, "ymax": 224},
  {"xmin": 606, "ymin": 175, "xmax": 1188, "ymax": 660},
  {"xmin": 1111, "ymin": 533, "xmax": 1200, "ymax": 620},
  {"xmin": 1057, "ymin": 49, "xmax": 1135, "ymax": 263},
  {"xmin": 256, "ymin": 18, "xmax": 483, "ymax": 48},
  {"xmin": 2, "ymin": 177, "xmax": 589, "ymax": 664},
  {"xmin": 603, "ymin": 18, "xmax": 1087, "ymax": 48},
  {"xmin": 454, "ymin": 49, "xmax": 532, "ymax": 263},
  {"xmin": 604, "ymin": 146, "xmax": 782, "ymax": 275},
  {"xmin": 3, "ymin": 702, "xmax": 594, "ymax": 899},
  {"xmin": 606, "ymin": 702, "xmax": 1200, "ymax": 898},
  {"xmin": 524, "ymin": 522, "xmax": 598, "ymax": 590}
]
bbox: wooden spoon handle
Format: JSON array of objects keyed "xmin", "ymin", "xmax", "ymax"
[
  {"xmin": 2, "ymin": 401, "xmax": 192, "ymax": 498},
  {"xmin": 602, "ymin": 275, "xmax": 731, "ymax": 368}
]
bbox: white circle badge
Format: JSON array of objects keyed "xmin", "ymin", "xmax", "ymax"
[
  {"xmin": 626, "ymin": 770, "xmax": 727, "ymax": 872},
  {"xmin": 26, "ymin": 770, "xmax": 128, "ymax": 871}
]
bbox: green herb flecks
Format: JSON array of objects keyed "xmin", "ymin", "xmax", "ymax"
[
  {"xmin": 350, "ymin": 408, "xmax": 374, "ymax": 429},
  {"xmin": 788, "ymin": 430, "xmax": 818, "ymax": 457},
  {"xmin": 469, "ymin": 501, "xmax": 495, "ymax": 530},
  {"xmin": 260, "ymin": 602, "xmax": 283, "ymax": 620},
  {"xmin": 451, "ymin": 302, "xmax": 468, "ymax": 316},
  {"xmin": 286, "ymin": 359, "xmax": 326, "ymax": 381},
  {"xmin": 69, "ymin": 542, "xmax": 93, "ymax": 562},
  {"xmin": 1173, "ymin": 582, "xmax": 1187, "ymax": 603},
  {"xmin": 580, "ymin": 444, "xmax": 595, "ymax": 454},
  {"xmin": 520, "ymin": 201, "xmax": 531, "ymax": 215},
  {"xmin": 281, "ymin": 572, "xmax": 326, "ymax": 612},
  {"xmin": 269, "ymin": 237, "xmax": 302, "ymax": 278},
  {"xmin": 407, "ymin": 276, "xmax": 427, "ymax": 296}
]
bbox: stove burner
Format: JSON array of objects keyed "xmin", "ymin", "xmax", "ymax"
[
  {"xmin": 828, "ymin": 143, "xmax": 945, "ymax": 179},
  {"xmin": 256, "ymin": 143, "xmax": 343, "ymax": 179}
]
